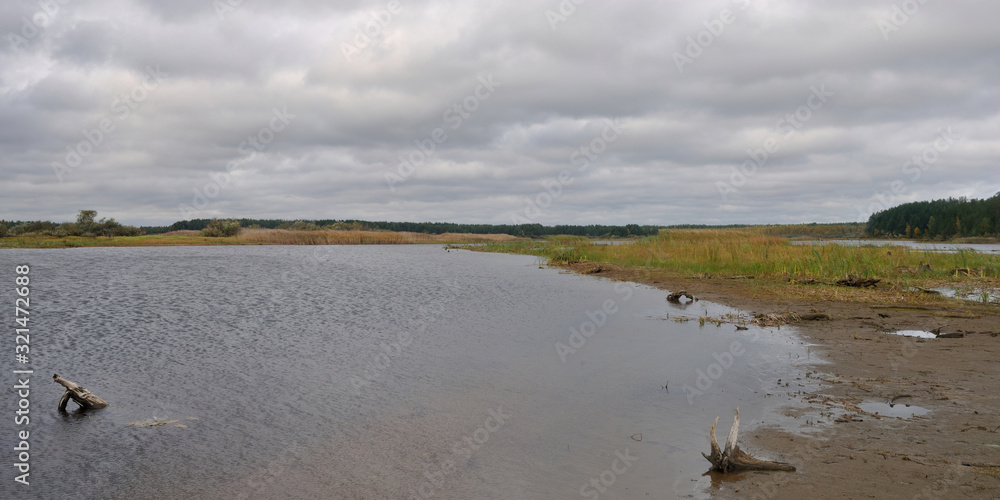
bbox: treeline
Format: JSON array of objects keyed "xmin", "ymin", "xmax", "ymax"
[
  {"xmin": 665, "ymin": 223, "xmax": 865, "ymax": 239},
  {"xmin": 865, "ymin": 193, "xmax": 1000, "ymax": 239},
  {"xmin": 1, "ymin": 210, "xmax": 142, "ymax": 238},
  {"xmin": 156, "ymin": 219, "xmax": 662, "ymax": 238}
]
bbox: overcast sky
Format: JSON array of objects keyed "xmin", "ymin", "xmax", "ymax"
[{"xmin": 2, "ymin": 0, "xmax": 998, "ymax": 226}]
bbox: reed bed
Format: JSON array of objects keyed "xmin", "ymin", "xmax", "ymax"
[
  {"xmin": 474, "ymin": 229, "xmax": 1000, "ymax": 285},
  {"xmin": 237, "ymin": 228, "xmax": 406, "ymax": 245}
]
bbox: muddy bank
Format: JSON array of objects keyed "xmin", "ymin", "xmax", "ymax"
[{"xmin": 560, "ymin": 262, "xmax": 1000, "ymax": 499}]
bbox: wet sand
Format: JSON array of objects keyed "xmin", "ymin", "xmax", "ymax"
[{"xmin": 561, "ymin": 262, "xmax": 1000, "ymax": 499}]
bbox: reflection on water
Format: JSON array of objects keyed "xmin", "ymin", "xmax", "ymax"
[
  {"xmin": 888, "ymin": 330, "xmax": 937, "ymax": 339},
  {"xmin": 859, "ymin": 401, "xmax": 930, "ymax": 418},
  {"xmin": 1, "ymin": 245, "xmax": 814, "ymax": 499},
  {"xmin": 791, "ymin": 239, "xmax": 1000, "ymax": 254}
]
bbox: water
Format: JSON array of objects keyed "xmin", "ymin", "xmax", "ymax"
[
  {"xmin": 0, "ymin": 246, "xmax": 812, "ymax": 499},
  {"xmin": 858, "ymin": 401, "xmax": 930, "ymax": 419},
  {"xmin": 887, "ymin": 330, "xmax": 937, "ymax": 339},
  {"xmin": 791, "ymin": 239, "xmax": 1000, "ymax": 254},
  {"xmin": 930, "ymin": 287, "xmax": 1000, "ymax": 304}
]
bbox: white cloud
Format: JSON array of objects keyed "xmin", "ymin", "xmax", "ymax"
[{"xmin": 1, "ymin": 0, "xmax": 998, "ymax": 226}]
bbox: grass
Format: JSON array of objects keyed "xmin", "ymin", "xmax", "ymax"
[
  {"xmin": 470, "ymin": 229, "xmax": 1000, "ymax": 303},
  {"xmin": 0, "ymin": 228, "xmax": 526, "ymax": 248}
]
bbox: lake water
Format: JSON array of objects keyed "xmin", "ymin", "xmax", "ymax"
[
  {"xmin": 1, "ymin": 246, "xmax": 813, "ymax": 499},
  {"xmin": 791, "ymin": 239, "xmax": 1000, "ymax": 254}
]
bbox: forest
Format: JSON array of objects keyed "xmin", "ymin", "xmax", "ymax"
[
  {"xmin": 865, "ymin": 192, "xmax": 1000, "ymax": 239},
  {"xmin": 154, "ymin": 219, "xmax": 662, "ymax": 238}
]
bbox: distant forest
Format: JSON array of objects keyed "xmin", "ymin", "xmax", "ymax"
[
  {"xmin": 154, "ymin": 219, "xmax": 661, "ymax": 238},
  {"xmin": 865, "ymin": 193, "xmax": 1000, "ymax": 239},
  {"xmin": 2, "ymin": 215, "xmax": 869, "ymax": 240}
]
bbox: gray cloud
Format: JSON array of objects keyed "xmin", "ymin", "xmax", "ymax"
[{"xmin": 1, "ymin": 0, "xmax": 998, "ymax": 226}]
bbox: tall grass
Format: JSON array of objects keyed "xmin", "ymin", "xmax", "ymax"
[
  {"xmin": 236, "ymin": 228, "xmax": 525, "ymax": 245},
  {"xmin": 237, "ymin": 228, "xmax": 406, "ymax": 245},
  {"xmin": 473, "ymin": 229, "xmax": 1000, "ymax": 283},
  {"xmin": 2, "ymin": 228, "xmax": 525, "ymax": 248}
]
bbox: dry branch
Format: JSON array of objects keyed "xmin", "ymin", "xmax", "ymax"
[
  {"xmin": 53, "ymin": 374, "xmax": 108, "ymax": 410},
  {"xmin": 703, "ymin": 408, "xmax": 796, "ymax": 473}
]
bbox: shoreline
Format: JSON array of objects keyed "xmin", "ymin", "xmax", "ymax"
[
  {"xmin": 555, "ymin": 261, "xmax": 1000, "ymax": 498},
  {"xmin": 0, "ymin": 230, "xmax": 527, "ymax": 248}
]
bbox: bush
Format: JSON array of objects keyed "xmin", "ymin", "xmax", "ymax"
[
  {"xmin": 201, "ymin": 218, "xmax": 242, "ymax": 237},
  {"xmin": 286, "ymin": 220, "xmax": 321, "ymax": 231}
]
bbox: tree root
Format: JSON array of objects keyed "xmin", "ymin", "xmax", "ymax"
[
  {"xmin": 703, "ymin": 407, "xmax": 796, "ymax": 473},
  {"xmin": 53, "ymin": 374, "xmax": 108, "ymax": 410}
]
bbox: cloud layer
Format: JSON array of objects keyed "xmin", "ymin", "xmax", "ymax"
[{"xmin": 2, "ymin": 0, "xmax": 998, "ymax": 226}]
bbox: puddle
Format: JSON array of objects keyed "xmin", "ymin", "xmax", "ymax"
[
  {"xmin": 859, "ymin": 401, "xmax": 930, "ymax": 418},
  {"xmin": 887, "ymin": 330, "xmax": 937, "ymax": 339},
  {"xmin": 930, "ymin": 287, "xmax": 1000, "ymax": 303}
]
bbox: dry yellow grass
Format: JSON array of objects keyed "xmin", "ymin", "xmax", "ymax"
[
  {"xmin": 2, "ymin": 228, "xmax": 525, "ymax": 248},
  {"xmin": 235, "ymin": 228, "xmax": 523, "ymax": 245}
]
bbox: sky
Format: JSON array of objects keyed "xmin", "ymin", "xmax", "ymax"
[{"xmin": 2, "ymin": 0, "xmax": 998, "ymax": 227}]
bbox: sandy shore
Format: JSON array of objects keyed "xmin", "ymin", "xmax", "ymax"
[{"xmin": 560, "ymin": 262, "xmax": 1000, "ymax": 499}]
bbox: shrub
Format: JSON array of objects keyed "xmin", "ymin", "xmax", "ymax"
[{"xmin": 201, "ymin": 218, "xmax": 242, "ymax": 237}]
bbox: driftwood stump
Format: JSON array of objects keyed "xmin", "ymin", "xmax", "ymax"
[
  {"xmin": 703, "ymin": 407, "xmax": 795, "ymax": 473},
  {"xmin": 667, "ymin": 291, "xmax": 696, "ymax": 303},
  {"xmin": 53, "ymin": 374, "xmax": 108, "ymax": 411}
]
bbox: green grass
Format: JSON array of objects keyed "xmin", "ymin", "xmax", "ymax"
[{"xmin": 471, "ymin": 229, "xmax": 1000, "ymax": 289}]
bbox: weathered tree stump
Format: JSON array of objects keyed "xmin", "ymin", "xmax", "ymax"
[
  {"xmin": 703, "ymin": 407, "xmax": 795, "ymax": 473},
  {"xmin": 53, "ymin": 374, "xmax": 108, "ymax": 411}
]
